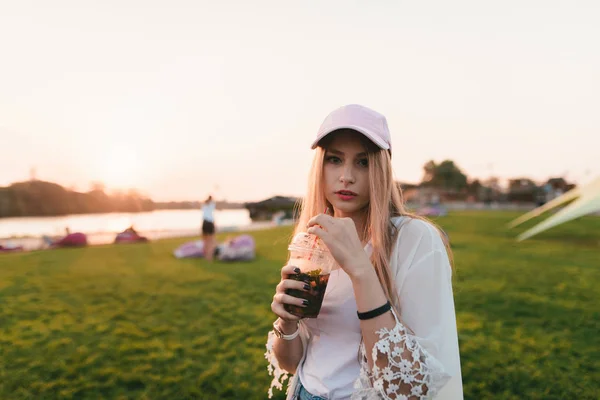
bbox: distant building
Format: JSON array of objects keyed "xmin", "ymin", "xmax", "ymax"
[
  {"xmin": 541, "ymin": 177, "xmax": 576, "ymax": 204},
  {"xmin": 545, "ymin": 177, "xmax": 575, "ymax": 192},
  {"xmin": 245, "ymin": 196, "xmax": 299, "ymax": 221}
]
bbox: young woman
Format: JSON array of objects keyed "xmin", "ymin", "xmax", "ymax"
[
  {"xmin": 201, "ymin": 195, "xmax": 217, "ymax": 261},
  {"xmin": 265, "ymin": 105, "xmax": 463, "ymax": 399}
]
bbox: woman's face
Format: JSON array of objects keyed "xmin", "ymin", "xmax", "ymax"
[{"xmin": 322, "ymin": 130, "xmax": 371, "ymax": 218}]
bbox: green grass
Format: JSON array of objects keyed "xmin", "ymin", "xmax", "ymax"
[{"xmin": 0, "ymin": 211, "xmax": 598, "ymax": 399}]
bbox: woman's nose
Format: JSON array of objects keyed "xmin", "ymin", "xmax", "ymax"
[{"xmin": 340, "ymin": 166, "xmax": 356, "ymax": 184}]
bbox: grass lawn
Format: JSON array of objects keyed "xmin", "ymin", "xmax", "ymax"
[{"xmin": 0, "ymin": 211, "xmax": 598, "ymax": 399}]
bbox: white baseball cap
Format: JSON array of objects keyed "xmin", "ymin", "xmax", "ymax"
[{"xmin": 311, "ymin": 104, "xmax": 392, "ymax": 153}]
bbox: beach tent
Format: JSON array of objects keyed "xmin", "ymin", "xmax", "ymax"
[{"xmin": 508, "ymin": 176, "xmax": 600, "ymax": 241}]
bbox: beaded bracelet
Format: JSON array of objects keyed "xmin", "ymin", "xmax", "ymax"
[{"xmin": 357, "ymin": 301, "xmax": 392, "ymax": 320}]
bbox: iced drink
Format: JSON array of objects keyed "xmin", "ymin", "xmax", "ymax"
[{"xmin": 284, "ymin": 232, "xmax": 336, "ymax": 318}]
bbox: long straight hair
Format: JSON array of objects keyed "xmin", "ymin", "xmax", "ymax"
[{"xmin": 293, "ymin": 136, "xmax": 452, "ymax": 310}]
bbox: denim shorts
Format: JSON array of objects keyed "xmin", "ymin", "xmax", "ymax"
[{"xmin": 297, "ymin": 382, "xmax": 327, "ymax": 400}]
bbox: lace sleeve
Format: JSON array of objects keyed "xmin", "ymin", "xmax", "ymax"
[
  {"xmin": 352, "ymin": 309, "xmax": 451, "ymax": 400},
  {"xmin": 264, "ymin": 329, "xmax": 291, "ymax": 398}
]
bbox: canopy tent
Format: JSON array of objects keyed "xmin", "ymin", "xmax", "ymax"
[{"xmin": 508, "ymin": 176, "xmax": 600, "ymax": 241}]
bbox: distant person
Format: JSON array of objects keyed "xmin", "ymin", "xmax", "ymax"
[
  {"xmin": 114, "ymin": 225, "xmax": 148, "ymax": 244},
  {"xmin": 124, "ymin": 225, "xmax": 138, "ymax": 235},
  {"xmin": 0, "ymin": 241, "xmax": 23, "ymax": 253},
  {"xmin": 43, "ymin": 227, "xmax": 87, "ymax": 248},
  {"xmin": 272, "ymin": 210, "xmax": 286, "ymax": 226},
  {"xmin": 201, "ymin": 195, "xmax": 217, "ymax": 261},
  {"xmin": 43, "ymin": 226, "xmax": 71, "ymax": 246}
]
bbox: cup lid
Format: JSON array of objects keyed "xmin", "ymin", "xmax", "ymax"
[{"xmin": 288, "ymin": 232, "xmax": 329, "ymax": 253}]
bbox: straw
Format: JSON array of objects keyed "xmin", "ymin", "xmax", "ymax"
[{"xmin": 308, "ymin": 207, "xmax": 329, "ymax": 262}]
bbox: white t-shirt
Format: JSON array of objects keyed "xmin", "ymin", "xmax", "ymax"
[
  {"xmin": 297, "ymin": 216, "xmax": 463, "ymax": 399},
  {"xmin": 298, "ymin": 252, "xmax": 365, "ymax": 398},
  {"xmin": 202, "ymin": 201, "xmax": 216, "ymax": 223}
]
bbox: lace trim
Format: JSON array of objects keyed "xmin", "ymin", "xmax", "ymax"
[
  {"xmin": 352, "ymin": 310, "xmax": 451, "ymax": 400},
  {"xmin": 265, "ymin": 329, "xmax": 292, "ymax": 398},
  {"xmin": 265, "ymin": 310, "xmax": 450, "ymax": 400}
]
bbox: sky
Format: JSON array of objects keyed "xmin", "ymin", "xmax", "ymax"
[{"xmin": 0, "ymin": 0, "xmax": 598, "ymax": 202}]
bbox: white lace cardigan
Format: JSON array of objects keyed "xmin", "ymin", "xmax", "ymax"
[{"xmin": 265, "ymin": 217, "xmax": 463, "ymax": 399}]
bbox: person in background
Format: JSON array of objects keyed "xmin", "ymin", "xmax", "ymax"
[
  {"xmin": 43, "ymin": 226, "xmax": 87, "ymax": 248},
  {"xmin": 124, "ymin": 225, "xmax": 138, "ymax": 235},
  {"xmin": 201, "ymin": 195, "xmax": 217, "ymax": 261}
]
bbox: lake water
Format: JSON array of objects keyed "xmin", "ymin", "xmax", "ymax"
[{"xmin": 0, "ymin": 209, "xmax": 280, "ymax": 249}]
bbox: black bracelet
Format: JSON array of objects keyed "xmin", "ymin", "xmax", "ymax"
[{"xmin": 357, "ymin": 301, "xmax": 392, "ymax": 320}]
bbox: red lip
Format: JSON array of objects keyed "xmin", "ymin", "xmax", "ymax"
[
  {"xmin": 335, "ymin": 190, "xmax": 357, "ymax": 201},
  {"xmin": 335, "ymin": 190, "xmax": 357, "ymax": 196}
]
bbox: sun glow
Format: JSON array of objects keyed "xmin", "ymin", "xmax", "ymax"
[{"xmin": 101, "ymin": 146, "xmax": 140, "ymax": 190}]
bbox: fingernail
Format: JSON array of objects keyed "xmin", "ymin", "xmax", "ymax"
[
  {"xmin": 303, "ymin": 299, "xmax": 309, "ymax": 306},
  {"xmin": 303, "ymin": 283, "xmax": 310, "ymax": 291},
  {"xmin": 294, "ymin": 267, "xmax": 300, "ymax": 274}
]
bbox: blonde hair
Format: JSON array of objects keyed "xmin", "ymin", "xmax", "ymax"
[{"xmin": 293, "ymin": 134, "xmax": 452, "ymax": 310}]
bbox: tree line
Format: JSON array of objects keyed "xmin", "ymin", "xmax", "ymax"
[
  {"xmin": 0, "ymin": 160, "xmax": 575, "ymax": 218},
  {"xmin": 0, "ymin": 181, "xmax": 154, "ymax": 218},
  {"xmin": 411, "ymin": 160, "xmax": 575, "ymax": 204}
]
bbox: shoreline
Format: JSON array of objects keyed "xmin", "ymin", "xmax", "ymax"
[{"xmin": 1, "ymin": 220, "xmax": 294, "ymax": 251}]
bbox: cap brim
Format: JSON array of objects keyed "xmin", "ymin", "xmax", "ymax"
[{"xmin": 310, "ymin": 125, "xmax": 390, "ymax": 150}]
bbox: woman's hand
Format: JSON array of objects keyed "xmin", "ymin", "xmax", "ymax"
[
  {"xmin": 271, "ymin": 264, "xmax": 310, "ymax": 324},
  {"xmin": 307, "ymin": 214, "xmax": 372, "ymax": 280}
]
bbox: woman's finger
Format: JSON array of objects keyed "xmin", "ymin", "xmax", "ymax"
[
  {"xmin": 277, "ymin": 279, "xmax": 311, "ymax": 293},
  {"xmin": 281, "ymin": 264, "xmax": 301, "ymax": 279},
  {"xmin": 271, "ymin": 301, "xmax": 302, "ymax": 321},
  {"xmin": 306, "ymin": 225, "xmax": 329, "ymax": 242},
  {"xmin": 307, "ymin": 213, "xmax": 333, "ymax": 229},
  {"xmin": 273, "ymin": 292, "xmax": 309, "ymax": 307}
]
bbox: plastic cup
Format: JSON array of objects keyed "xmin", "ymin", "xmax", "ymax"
[{"xmin": 284, "ymin": 232, "xmax": 337, "ymax": 318}]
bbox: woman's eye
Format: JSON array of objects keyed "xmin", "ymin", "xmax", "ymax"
[
  {"xmin": 357, "ymin": 159, "xmax": 368, "ymax": 167},
  {"xmin": 326, "ymin": 156, "xmax": 342, "ymax": 164}
]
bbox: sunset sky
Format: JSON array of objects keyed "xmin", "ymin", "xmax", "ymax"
[{"xmin": 1, "ymin": 1, "xmax": 598, "ymax": 202}]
